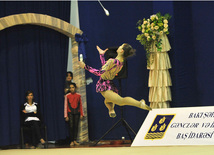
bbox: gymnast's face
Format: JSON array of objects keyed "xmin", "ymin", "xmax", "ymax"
[
  {"xmin": 117, "ymin": 44, "xmax": 125, "ymax": 54},
  {"xmin": 70, "ymin": 84, "xmax": 76, "ymax": 94}
]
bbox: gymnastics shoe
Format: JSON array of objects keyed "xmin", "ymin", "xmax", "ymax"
[
  {"xmin": 140, "ymin": 99, "xmax": 152, "ymax": 111},
  {"xmin": 109, "ymin": 111, "xmax": 117, "ymax": 118}
]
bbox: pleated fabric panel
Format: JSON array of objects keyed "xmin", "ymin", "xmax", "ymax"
[
  {"xmin": 150, "ymin": 33, "xmax": 171, "ymax": 53},
  {"xmin": 148, "ymin": 34, "xmax": 172, "ymax": 109},
  {"xmin": 149, "ymin": 87, "xmax": 172, "ymax": 102},
  {"xmin": 149, "ymin": 70, "xmax": 172, "ymax": 87},
  {"xmin": 147, "ymin": 52, "xmax": 172, "ymax": 70},
  {"xmin": 150, "ymin": 102, "xmax": 170, "ymax": 109}
]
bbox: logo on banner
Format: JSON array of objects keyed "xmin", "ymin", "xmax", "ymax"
[{"xmin": 145, "ymin": 114, "xmax": 175, "ymax": 140}]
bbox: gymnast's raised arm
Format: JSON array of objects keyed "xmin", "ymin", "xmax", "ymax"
[{"xmin": 78, "ymin": 46, "xmax": 111, "ymax": 76}]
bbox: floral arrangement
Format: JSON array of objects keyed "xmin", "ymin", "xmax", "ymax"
[{"xmin": 136, "ymin": 12, "xmax": 171, "ymax": 66}]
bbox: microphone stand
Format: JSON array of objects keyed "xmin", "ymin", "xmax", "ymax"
[{"xmin": 93, "ymin": 79, "xmax": 136, "ymax": 146}]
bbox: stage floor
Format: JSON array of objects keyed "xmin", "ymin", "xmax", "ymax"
[{"xmin": 1, "ymin": 141, "xmax": 214, "ymax": 155}]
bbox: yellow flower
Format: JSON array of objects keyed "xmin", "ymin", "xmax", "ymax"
[
  {"xmin": 154, "ymin": 26, "xmax": 159, "ymax": 30},
  {"xmin": 147, "ymin": 24, "xmax": 150, "ymax": 28},
  {"xmin": 150, "ymin": 15, "xmax": 157, "ymax": 21},
  {"xmin": 143, "ymin": 21, "xmax": 147, "ymax": 24},
  {"xmin": 164, "ymin": 19, "xmax": 168, "ymax": 24},
  {"xmin": 147, "ymin": 36, "xmax": 151, "ymax": 41},
  {"xmin": 151, "ymin": 23, "xmax": 154, "ymax": 27},
  {"xmin": 152, "ymin": 35, "xmax": 156, "ymax": 40},
  {"xmin": 144, "ymin": 33, "xmax": 149, "ymax": 37},
  {"xmin": 164, "ymin": 24, "xmax": 168, "ymax": 28},
  {"xmin": 151, "ymin": 26, "xmax": 154, "ymax": 30},
  {"xmin": 142, "ymin": 24, "xmax": 145, "ymax": 28},
  {"xmin": 160, "ymin": 31, "xmax": 163, "ymax": 35},
  {"xmin": 142, "ymin": 29, "xmax": 145, "ymax": 33},
  {"xmin": 164, "ymin": 28, "xmax": 168, "ymax": 32}
]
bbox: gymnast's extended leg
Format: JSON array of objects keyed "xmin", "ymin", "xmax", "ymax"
[
  {"xmin": 101, "ymin": 90, "xmax": 152, "ymax": 110},
  {"xmin": 104, "ymin": 99, "xmax": 116, "ymax": 118}
]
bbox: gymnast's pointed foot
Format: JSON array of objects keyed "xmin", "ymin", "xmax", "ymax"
[
  {"xmin": 140, "ymin": 99, "xmax": 152, "ymax": 111},
  {"xmin": 109, "ymin": 110, "xmax": 117, "ymax": 118}
]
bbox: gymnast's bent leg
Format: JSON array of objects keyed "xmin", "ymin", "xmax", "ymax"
[
  {"xmin": 101, "ymin": 90, "xmax": 152, "ymax": 110},
  {"xmin": 104, "ymin": 99, "xmax": 116, "ymax": 118}
]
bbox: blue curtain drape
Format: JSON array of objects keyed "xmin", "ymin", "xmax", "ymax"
[
  {"xmin": 75, "ymin": 33, "xmax": 88, "ymax": 60},
  {"xmin": 0, "ymin": 1, "xmax": 70, "ymax": 146},
  {"xmin": 78, "ymin": 1, "xmax": 214, "ymax": 141}
]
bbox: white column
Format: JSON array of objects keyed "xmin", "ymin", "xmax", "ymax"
[{"xmin": 67, "ymin": 0, "xmax": 80, "ymax": 72}]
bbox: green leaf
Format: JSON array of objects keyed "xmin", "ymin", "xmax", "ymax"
[
  {"xmin": 158, "ymin": 23, "xmax": 163, "ymax": 27},
  {"xmin": 138, "ymin": 26, "xmax": 142, "ymax": 31},
  {"xmin": 156, "ymin": 12, "xmax": 161, "ymax": 17},
  {"xmin": 164, "ymin": 13, "xmax": 172, "ymax": 20},
  {"xmin": 136, "ymin": 20, "xmax": 142, "ymax": 26},
  {"xmin": 136, "ymin": 34, "xmax": 142, "ymax": 40}
]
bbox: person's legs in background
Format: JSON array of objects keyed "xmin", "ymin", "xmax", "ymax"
[
  {"xmin": 73, "ymin": 114, "xmax": 80, "ymax": 145},
  {"xmin": 68, "ymin": 113, "xmax": 75, "ymax": 146}
]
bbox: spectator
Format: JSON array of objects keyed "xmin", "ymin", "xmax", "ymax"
[
  {"xmin": 64, "ymin": 71, "xmax": 73, "ymax": 95},
  {"xmin": 20, "ymin": 90, "xmax": 45, "ymax": 148},
  {"xmin": 64, "ymin": 83, "xmax": 84, "ymax": 146}
]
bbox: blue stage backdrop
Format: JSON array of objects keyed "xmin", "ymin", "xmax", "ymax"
[
  {"xmin": 0, "ymin": 1, "xmax": 70, "ymax": 146},
  {"xmin": 1, "ymin": 1, "xmax": 214, "ymax": 146},
  {"xmin": 78, "ymin": 1, "xmax": 214, "ymax": 141}
]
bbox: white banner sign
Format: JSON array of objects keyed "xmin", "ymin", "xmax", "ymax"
[{"xmin": 132, "ymin": 106, "xmax": 214, "ymax": 146}]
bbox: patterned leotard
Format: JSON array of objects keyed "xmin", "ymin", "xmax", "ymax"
[{"xmin": 85, "ymin": 54, "xmax": 123, "ymax": 93}]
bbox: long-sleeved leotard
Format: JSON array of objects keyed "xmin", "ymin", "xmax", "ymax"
[
  {"xmin": 84, "ymin": 54, "xmax": 106, "ymax": 77},
  {"xmin": 84, "ymin": 54, "xmax": 123, "ymax": 93},
  {"xmin": 84, "ymin": 53, "xmax": 152, "ymax": 112},
  {"xmin": 85, "ymin": 54, "xmax": 123, "ymax": 80}
]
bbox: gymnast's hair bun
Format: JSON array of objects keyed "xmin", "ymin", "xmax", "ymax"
[{"xmin": 123, "ymin": 43, "xmax": 136, "ymax": 58}]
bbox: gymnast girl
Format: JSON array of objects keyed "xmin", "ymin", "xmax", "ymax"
[{"xmin": 78, "ymin": 43, "xmax": 152, "ymax": 118}]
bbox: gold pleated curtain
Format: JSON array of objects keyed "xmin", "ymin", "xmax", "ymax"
[{"xmin": 147, "ymin": 34, "xmax": 172, "ymax": 109}]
